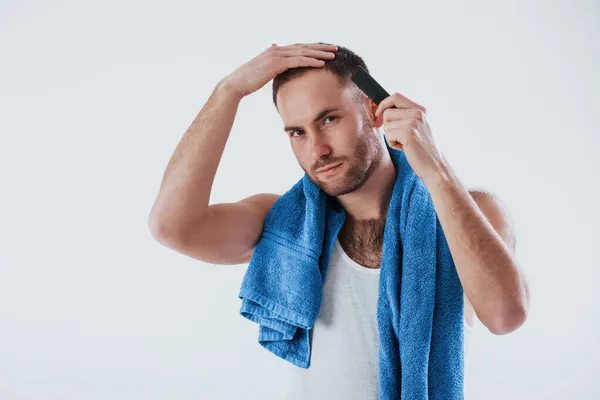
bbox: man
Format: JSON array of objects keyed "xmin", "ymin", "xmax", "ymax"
[{"xmin": 149, "ymin": 42, "xmax": 530, "ymax": 397}]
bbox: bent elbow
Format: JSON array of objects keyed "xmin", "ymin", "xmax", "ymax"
[{"xmin": 489, "ymin": 304, "xmax": 528, "ymax": 335}]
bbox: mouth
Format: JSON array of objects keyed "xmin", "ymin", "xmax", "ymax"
[{"xmin": 316, "ymin": 162, "xmax": 343, "ymax": 175}]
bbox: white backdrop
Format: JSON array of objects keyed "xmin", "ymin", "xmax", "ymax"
[{"xmin": 1, "ymin": 0, "xmax": 599, "ymax": 399}]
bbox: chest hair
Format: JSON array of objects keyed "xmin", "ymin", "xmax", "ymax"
[{"xmin": 338, "ymin": 217, "xmax": 386, "ymax": 269}]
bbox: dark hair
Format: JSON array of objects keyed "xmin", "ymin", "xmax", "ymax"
[{"xmin": 271, "ymin": 42, "xmax": 369, "ymax": 109}]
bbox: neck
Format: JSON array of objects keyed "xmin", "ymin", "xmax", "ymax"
[{"xmin": 336, "ymin": 146, "xmax": 397, "ymax": 221}]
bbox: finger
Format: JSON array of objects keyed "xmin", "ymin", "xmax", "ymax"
[
  {"xmin": 375, "ymin": 96, "xmax": 411, "ymax": 117},
  {"xmin": 309, "ymin": 42, "xmax": 338, "ymax": 51},
  {"xmin": 282, "ymin": 48, "xmax": 336, "ymax": 60},
  {"xmin": 375, "ymin": 93, "xmax": 425, "ymax": 116},
  {"xmin": 383, "ymin": 119, "xmax": 412, "ymax": 132},
  {"xmin": 384, "ymin": 131, "xmax": 404, "ymax": 151},
  {"xmin": 388, "ymin": 138, "xmax": 404, "ymax": 150},
  {"xmin": 380, "ymin": 108, "xmax": 422, "ymax": 123},
  {"xmin": 281, "ymin": 43, "xmax": 337, "ymax": 51},
  {"xmin": 285, "ymin": 56, "xmax": 326, "ymax": 69},
  {"xmin": 384, "ymin": 128, "xmax": 409, "ymax": 150}
]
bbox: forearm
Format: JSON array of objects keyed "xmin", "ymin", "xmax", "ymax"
[
  {"xmin": 422, "ymin": 159, "xmax": 528, "ymax": 334},
  {"xmin": 149, "ymin": 78, "xmax": 243, "ymax": 239}
]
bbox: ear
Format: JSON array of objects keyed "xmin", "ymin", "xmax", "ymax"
[{"xmin": 369, "ymin": 100, "xmax": 384, "ymax": 128}]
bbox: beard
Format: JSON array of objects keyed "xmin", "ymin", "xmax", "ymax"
[{"xmin": 306, "ymin": 109, "xmax": 384, "ymax": 197}]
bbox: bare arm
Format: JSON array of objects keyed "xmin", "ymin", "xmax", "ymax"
[
  {"xmin": 149, "ymin": 79, "xmax": 243, "ymax": 242},
  {"xmin": 149, "ymin": 80, "xmax": 280, "ymax": 264},
  {"xmin": 149, "ymin": 43, "xmax": 337, "ymax": 264},
  {"xmin": 424, "ymin": 159, "xmax": 529, "ymax": 335},
  {"xmin": 171, "ymin": 193, "xmax": 280, "ymax": 265}
]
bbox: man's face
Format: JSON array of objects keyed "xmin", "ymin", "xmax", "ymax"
[{"xmin": 276, "ymin": 69, "xmax": 384, "ymax": 197}]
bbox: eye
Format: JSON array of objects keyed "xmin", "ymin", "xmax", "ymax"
[
  {"xmin": 290, "ymin": 130, "xmax": 303, "ymax": 138},
  {"xmin": 324, "ymin": 115, "xmax": 337, "ymax": 124}
]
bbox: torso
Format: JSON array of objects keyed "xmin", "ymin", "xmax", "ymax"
[
  {"xmin": 282, "ymin": 218, "xmax": 474, "ymax": 399},
  {"xmin": 337, "ymin": 217, "xmax": 475, "ymax": 327}
]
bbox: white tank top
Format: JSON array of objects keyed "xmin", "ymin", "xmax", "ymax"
[{"xmin": 283, "ymin": 238, "xmax": 474, "ymax": 399}]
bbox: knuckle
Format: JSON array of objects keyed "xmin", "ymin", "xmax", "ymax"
[
  {"xmin": 382, "ymin": 109, "xmax": 390, "ymax": 121},
  {"xmin": 266, "ymin": 49, "xmax": 278, "ymax": 59},
  {"xmin": 266, "ymin": 52, "xmax": 278, "ymax": 63},
  {"xmin": 272, "ymin": 56, "xmax": 285, "ymax": 68},
  {"xmin": 287, "ymin": 57, "xmax": 299, "ymax": 67}
]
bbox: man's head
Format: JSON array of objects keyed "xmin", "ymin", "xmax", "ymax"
[{"xmin": 272, "ymin": 43, "xmax": 386, "ymax": 197}]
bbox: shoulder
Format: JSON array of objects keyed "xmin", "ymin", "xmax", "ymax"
[{"xmin": 240, "ymin": 193, "xmax": 281, "ymax": 210}]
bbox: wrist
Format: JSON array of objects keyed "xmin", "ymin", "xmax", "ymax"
[
  {"xmin": 422, "ymin": 153, "xmax": 455, "ymax": 188},
  {"xmin": 216, "ymin": 76, "xmax": 244, "ymax": 102}
]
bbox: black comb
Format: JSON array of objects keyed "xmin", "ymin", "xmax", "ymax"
[{"xmin": 350, "ymin": 65, "xmax": 390, "ymax": 106}]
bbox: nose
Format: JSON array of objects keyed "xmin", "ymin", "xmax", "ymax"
[{"xmin": 309, "ymin": 132, "xmax": 332, "ymax": 161}]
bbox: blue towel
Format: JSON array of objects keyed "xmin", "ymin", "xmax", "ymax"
[{"xmin": 238, "ymin": 138, "xmax": 465, "ymax": 399}]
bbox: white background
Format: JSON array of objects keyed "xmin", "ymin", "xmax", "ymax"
[{"xmin": 1, "ymin": 0, "xmax": 599, "ymax": 399}]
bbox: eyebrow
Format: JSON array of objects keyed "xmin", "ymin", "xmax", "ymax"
[{"xmin": 283, "ymin": 106, "xmax": 343, "ymax": 133}]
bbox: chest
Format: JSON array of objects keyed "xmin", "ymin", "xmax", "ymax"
[{"xmin": 338, "ymin": 218, "xmax": 386, "ymax": 269}]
